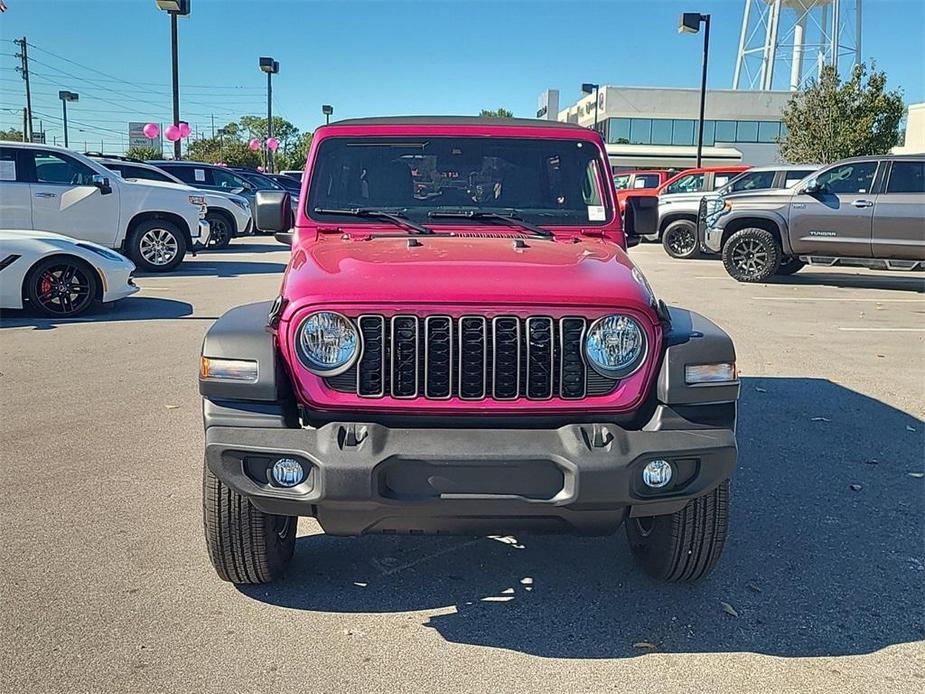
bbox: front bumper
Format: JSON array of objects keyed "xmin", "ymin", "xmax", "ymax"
[
  {"xmin": 205, "ymin": 416, "xmax": 736, "ymax": 536},
  {"xmin": 703, "ymin": 225, "xmax": 724, "ymax": 254},
  {"xmin": 194, "ymin": 218, "xmax": 210, "ymax": 241}
]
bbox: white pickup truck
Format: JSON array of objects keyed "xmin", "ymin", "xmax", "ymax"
[{"xmin": 0, "ymin": 142, "xmax": 209, "ymax": 272}]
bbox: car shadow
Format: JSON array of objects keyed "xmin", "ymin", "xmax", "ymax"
[
  {"xmin": 769, "ymin": 271, "xmax": 925, "ymax": 293},
  {"xmin": 238, "ymin": 377, "xmax": 924, "ymax": 659},
  {"xmin": 138, "ymin": 260, "xmax": 288, "ymax": 278},
  {"xmin": 217, "ymin": 240, "xmax": 289, "ymax": 254},
  {"xmin": 0, "ymin": 296, "xmax": 206, "ymax": 330}
]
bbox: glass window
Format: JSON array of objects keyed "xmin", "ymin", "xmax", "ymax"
[
  {"xmin": 629, "ymin": 119, "xmax": 652, "ymax": 144},
  {"xmin": 816, "ymin": 161, "xmax": 878, "ymax": 194},
  {"xmin": 211, "ymin": 168, "xmax": 250, "ymax": 190},
  {"xmin": 886, "ymin": 161, "xmax": 925, "ymax": 193},
  {"xmin": 608, "ymin": 118, "xmax": 630, "ymax": 144},
  {"xmin": 702, "ymin": 120, "xmax": 716, "ymax": 146},
  {"xmin": 727, "ymin": 170, "xmax": 776, "ymax": 193},
  {"xmin": 784, "ymin": 170, "xmax": 815, "ymax": 187},
  {"xmin": 758, "ymin": 121, "xmax": 781, "ymax": 143},
  {"xmin": 650, "ymin": 120, "xmax": 672, "ymax": 145},
  {"xmin": 32, "ymin": 151, "xmax": 97, "ymax": 185},
  {"xmin": 307, "ymin": 136, "xmax": 612, "ymax": 226},
  {"xmin": 115, "ymin": 164, "xmax": 174, "ymax": 183},
  {"xmin": 665, "ymin": 173, "xmax": 705, "ymax": 195},
  {"xmin": 0, "ymin": 147, "xmax": 20, "ymax": 182},
  {"xmin": 670, "ymin": 119, "xmax": 695, "ymax": 146},
  {"xmin": 634, "ymin": 174, "xmax": 661, "ymax": 188},
  {"xmin": 161, "ymin": 165, "xmax": 200, "ymax": 185},
  {"xmin": 736, "ymin": 121, "xmax": 759, "ymax": 143},
  {"xmin": 613, "ymin": 174, "xmax": 630, "ymax": 190},
  {"xmin": 714, "ymin": 120, "xmax": 737, "ymax": 143}
]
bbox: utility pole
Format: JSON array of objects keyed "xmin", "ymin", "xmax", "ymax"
[
  {"xmin": 211, "ymin": 113, "xmax": 214, "ymax": 138},
  {"xmin": 15, "ymin": 37, "xmax": 33, "ymax": 141},
  {"xmin": 22, "ymin": 108, "xmax": 27, "ymax": 142},
  {"xmin": 170, "ymin": 12, "xmax": 181, "ymax": 159}
]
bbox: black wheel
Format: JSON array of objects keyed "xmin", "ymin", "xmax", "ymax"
[
  {"xmin": 722, "ymin": 227, "xmax": 781, "ymax": 282},
  {"xmin": 776, "ymin": 256, "xmax": 805, "ymax": 276},
  {"xmin": 626, "ymin": 480, "xmax": 730, "ymax": 582},
  {"xmin": 205, "ymin": 211, "xmax": 234, "ymax": 250},
  {"xmin": 25, "ymin": 256, "xmax": 98, "ymax": 317},
  {"xmin": 127, "ymin": 219, "xmax": 187, "ymax": 272},
  {"xmin": 202, "ymin": 463, "xmax": 296, "ymax": 584},
  {"xmin": 661, "ymin": 219, "xmax": 701, "ymax": 259}
]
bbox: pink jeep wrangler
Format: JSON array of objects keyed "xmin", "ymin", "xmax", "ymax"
[{"xmin": 199, "ymin": 117, "xmax": 740, "ymax": 584}]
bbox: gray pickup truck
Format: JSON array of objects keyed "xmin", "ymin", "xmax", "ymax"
[{"xmin": 702, "ymin": 155, "xmax": 925, "ymax": 282}]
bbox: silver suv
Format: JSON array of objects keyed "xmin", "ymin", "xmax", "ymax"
[
  {"xmin": 657, "ymin": 165, "xmax": 817, "ymax": 259},
  {"xmin": 703, "ymin": 155, "xmax": 925, "ymax": 282}
]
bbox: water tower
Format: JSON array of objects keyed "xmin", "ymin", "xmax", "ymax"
[{"xmin": 733, "ymin": 0, "xmax": 862, "ymax": 91}]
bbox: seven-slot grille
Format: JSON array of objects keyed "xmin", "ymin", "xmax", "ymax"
[{"xmin": 324, "ymin": 315, "xmax": 620, "ymax": 401}]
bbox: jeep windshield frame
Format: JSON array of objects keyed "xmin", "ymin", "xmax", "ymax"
[{"xmin": 305, "ymin": 135, "xmax": 613, "ymax": 229}]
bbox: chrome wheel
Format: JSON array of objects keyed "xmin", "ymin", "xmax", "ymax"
[
  {"xmin": 139, "ymin": 228, "xmax": 179, "ymax": 266},
  {"xmin": 730, "ymin": 238, "xmax": 769, "ymax": 277}
]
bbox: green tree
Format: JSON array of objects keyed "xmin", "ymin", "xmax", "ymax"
[
  {"xmin": 274, "ymin": 131, "xmax": 313, "ymax": 171},
  {"xmin": 479, "ymin": 108, "xmax": 514, "ymax": 118},
  {"xmin": 126, "ymin": 145, "xmax": 162, "ymax": 160},
  {"xmin": 187, "ymin": 137, "xmax": 261, "ymax": 167},
  {"xmin": 0, "ymin": 128, "xmax": 25, "ymax": 142},
  {"xmin": 779, "ymin": 63, "xmax": 905, "ymax": 164}
]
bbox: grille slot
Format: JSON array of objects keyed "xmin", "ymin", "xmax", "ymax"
[{"xmin": 324, "ymin": 314, "xmax": 621, "ymax": 401}]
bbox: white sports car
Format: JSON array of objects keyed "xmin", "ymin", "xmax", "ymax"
[{"xmin": 0, "ymin": 229, "xmax": 139, "ymax": 317}]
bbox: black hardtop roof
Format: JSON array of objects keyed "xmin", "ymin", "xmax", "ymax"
[{"xmin": 324, "ymin": 115, "xmax": 588, "ymax": 130}]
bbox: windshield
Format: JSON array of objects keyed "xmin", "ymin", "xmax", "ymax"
[
  {"xmin": 238, "ymin": 171, "xmax": 283, "ymax": 190},
  {"xmin": 307, "ymin": 136, "xmax": 611, "ymax": 226}
]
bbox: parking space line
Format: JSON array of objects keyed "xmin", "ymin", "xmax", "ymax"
[
  {"xmin": 755, "ymin": 297, "xmax": 924, "ymax": 303},
  {"xmin": 838, "ymin": 327, "xmax": 925, "ymax": 332}
]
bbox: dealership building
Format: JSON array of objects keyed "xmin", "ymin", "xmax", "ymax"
[{"xmin": 539, "ymin": 86, "xmax": 793, "ymax": 170}]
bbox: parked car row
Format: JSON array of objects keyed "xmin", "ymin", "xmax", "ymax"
[
  {"xmin": 621, "ymin": 155, "xmax": 924, "ymax": 282},
  {"xmin": 0, "ymin": 140, "xmax": 304, "ymax": 316}
]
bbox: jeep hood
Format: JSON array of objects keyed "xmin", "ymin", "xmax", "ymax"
[{"xmin": 281, "ymin": 234, "xmax": 655, "ymax": 313}]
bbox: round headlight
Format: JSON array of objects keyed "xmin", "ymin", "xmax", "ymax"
[
  {"xmin": 585, "ymin": 314, "xmax": 646, "ymax": 379},
  {"xmin": 295, "ymin": 311, "xmax": 359, "ymax": 376}
]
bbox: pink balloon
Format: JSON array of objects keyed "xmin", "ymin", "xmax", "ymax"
[
  {"xmin": 178, "ymin": 122, "xmax": 191, "ymax": 138},
  {"xmin": 256, "ymin": 166, "xmax": 265, "ymax": 173},
  {"xmin": 164, "ymin": 125, "xmax": 181, "ymax": 142},
  {"xmin": 143, "ymin": 122, "xmax": 160, "ymax": 139},
  {"xmin": 266, "ymin": 137, "xmax": 279, "ymax": 152},
  {"xmin": 248, "ymin": 138, "xmax": 261, "ymax": 151}
]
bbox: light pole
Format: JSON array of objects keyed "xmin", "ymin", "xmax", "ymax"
[
  {"xmin": 581, "ymin": 83, "xmax": 600, "ymax": 133},
  {"xmin": 322, "ymin": 104, "xmax": 333, "ymax": 125},
  {"xmin": 679, "ymin": 12, "xmax": 711, "ymax": 167},
  {"xmin": 58, "ymin": 91, "xmax": 78, "ymax": 148},
  {"xmin": 155, "ymin": 1, "xmax": 191, "ymax": 159},
  {"xmin": 259, "ymin": 57, "xmax": 279, "ymax": 173}
]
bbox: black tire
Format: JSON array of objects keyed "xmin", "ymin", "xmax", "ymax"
[
  {"xmin": 127, "ymin": 218, "xmax": 187, "ymax": 272},
  {"xmin": 722, "ymin": 227, "xmax": 781, "ymax": 282},
  {"xmin": 661, "ymin": 219, "xmax": 701, "ymax": 259},
  {"xmin": 25, "ymin": 256, "xmax": 99, "ymax": 317},
  {"xmin": 205, "ymin": 211, "xmax": 234, "ymax": 250},
  {"xmin": 202, "ymin": 463, "xmax": 296, "ymax": 584},
  {"xmin": 626, "ymin": 480, "xmax": 730, "ymax": 582},
  {"xmin": 776, "ymin": 256, "xmax": 805, "ymax": 276}
]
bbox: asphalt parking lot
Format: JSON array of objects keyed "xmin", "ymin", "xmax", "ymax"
[{"xmin": 1, "ymin": 238, "xmax": 923, "ymax": 693}]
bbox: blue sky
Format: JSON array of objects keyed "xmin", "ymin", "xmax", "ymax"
[{"xmin": 1, "ymin": 0, "xmax": 922, "ymax": 149}]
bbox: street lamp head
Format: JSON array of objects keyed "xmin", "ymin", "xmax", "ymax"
[
  {"xmin": 259, "ymin": 57, "xmax": 280, "ymax": 74},
  {"xmin": 155, "ymin": 0, "xmax": 190, "ymax": 15},
  {"xmin": 581, "ymin": 83, "xmax": 599, "ymax": 95},
  {"xmin": 322, "ymin": 104, "xmax": 334, "ymax": 116},
  {"xmin": 679, "ymin": 12, "xmax": 705, "ymax": 33},
  {"xmin": 59, "ymin": 91, "xmax": 78, "ymax": 102}
]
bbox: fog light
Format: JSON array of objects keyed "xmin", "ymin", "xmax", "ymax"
[
  {"xmin": 271, "ymin": 458, "xmax": 304, "ymax": 487},
  {"xmin": 642, "ymin": 460, "xmax": 673, "ymax": 488}
]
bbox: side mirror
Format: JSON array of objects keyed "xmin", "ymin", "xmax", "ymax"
[
  {"xmin": 623, "ymin": 195, "xmax": 659, "ymax": 248},
  {"xmin": 801, "ymin": 178, "xmax": 822, "ymax": 195},
  {"xmin": 254, "ymin": 190, "xmax": 293, "ymax": 233},
  {"xmin": 91, "ymin": 174, "xmax": 112, "ymax": 195},
  {"xmin": 274, "ymin": 231, "xmax": 294, "ymax": 247}
]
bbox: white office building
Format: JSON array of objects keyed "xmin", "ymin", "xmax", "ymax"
[{"xmin": 545, "ymin": 86, "xmax": 793, "ymax": 170}]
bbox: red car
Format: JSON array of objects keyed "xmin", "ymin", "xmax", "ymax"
[
  {"xmin": 198, "ymin": 116, "xmax": 741, "ymax": 586},
  {"xmin": 613, "ymin": 169, "xmax": 673, "ymax": 214}
]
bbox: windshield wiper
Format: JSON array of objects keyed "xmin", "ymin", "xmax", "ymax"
[
  {"xmin": 427, "ymin": 210, "xmax": 553, "ymax": 238},
  {"xmin": 314, "ymin": 207, "xmax": 433, "ymax": 235}
]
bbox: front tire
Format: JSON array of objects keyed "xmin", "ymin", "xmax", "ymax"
[
  {"xmin": 128, "ymin": 219, "xmax": 187, "ymax": 272},
  {"xmin": 722, "ymin": 227, "xmax": 781, "ymax": 282},
  {"xmin": 205, "ymin": 211, "xmax": 234, "ymax": 250},
  {"xmin": 202, "ymin": 463, "xmax": 296, "ymax": 584},
  {"xmin": 626, "ymin": 480, "xmax": 730, "ymax": 582},
  {"xmin": 662, "ymin": 219, "xmax": 700, "ymax": 259},
  {"xmin": 25, "ymin": 256, "xmax": 99, "ymax": 317}
]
